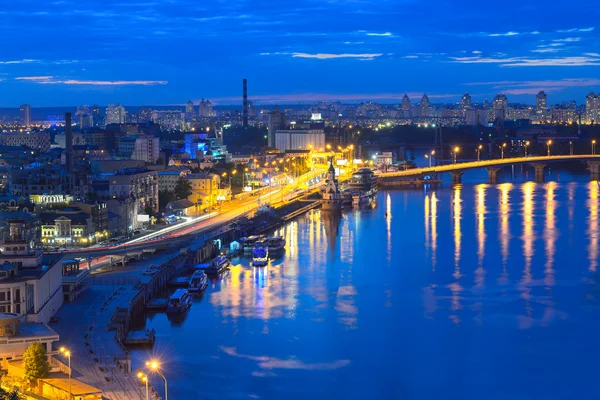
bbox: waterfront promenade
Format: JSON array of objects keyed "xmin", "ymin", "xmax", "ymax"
[{"xmin": 52, "ymin": 252, "xmax": 183, "ymax": 399}]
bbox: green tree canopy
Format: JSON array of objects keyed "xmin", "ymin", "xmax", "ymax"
[
  {"xmin": 174, "ymin": 178, "xmax": 193, "ymax": 199},
  {"xmin": 22, "ymin": 342, "xmax": 50, "ymax": 386}
]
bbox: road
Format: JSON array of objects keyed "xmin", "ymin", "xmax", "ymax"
[
  {"xmin": 64, "ymin": 169, "xmax": 327, "ymax": 258},
  {"xmin": 378, "ymin": 154, "xmax": 600, "ymax": 177}
]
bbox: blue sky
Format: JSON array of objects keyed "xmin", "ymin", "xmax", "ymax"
[{"xmin": 1, "ymin": 0, "xmax": 599, "ymax": 106}]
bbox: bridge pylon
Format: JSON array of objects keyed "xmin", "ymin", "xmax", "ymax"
[
  {"xmin": 531, "ymin": 163, "xmax": 547, "ymax": 183},
  {"xmin": 450, "ymin": 170, "xmax": 464, "ymax": 184},
  {"xmin": 486, "ymin": 167, "xmax": 501, "ymax": 184},
  {"xmin": 588, "ymin": 161, "xmax": 600, "ymax": 181}
]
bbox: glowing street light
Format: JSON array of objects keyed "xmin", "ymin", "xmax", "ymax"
[
  {"xmin": 593, "ymin": 140, "xmax": 597, "ymax": 155},
  {"xmin": 425, "ymin": 154, "xmax": 432, "ymax": 168},
  {"xmin": 477, "ymin": 144, "xmax": 483, "ymax": 162},
  {"xmin": 547, "ymin": 139, "xmax": 552, "ymax": 156},
  {"xmin": 59, "ymin": 347, "xmax": 72, "ymax": 399},
  {"xmin": 453, "ymin": 146, "xmax": 460, "ymax": 164},
  {"xmin": 501, "ymin": 143, "xmax": 507, "ymax": 160},
  {"xmin": 525, "ymin": 141, "xmax": 530, "ymax": 157},
  {"xmin": 137, "ymin": 371, "xmax": 149, "ymax": 400},
  {"xmin": 569, "ymin": 141, "xmax": 573, "ymax": 155},
  {"xmin": 146, "ymin": 360, "xmax": 168, "ymax": 400}
]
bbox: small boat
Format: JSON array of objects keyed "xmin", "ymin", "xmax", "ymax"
[
  {"xmin": 242, "ymin": 236, "xmax": 260, "ymax": 253},
  {"xmin": 252, "ymin": 242, "xmax": 269, "ymax": 267},
  {"xmin": 267, "ymin": 236, "xmax": 286, "ymax": 253},
  {"xmin": 188, "ymin": 270, "xmax": 208, "ymax": 293},
  {"xmin": 166, "ymin": 289, "xmax": 192, "ymax": 313},
  {"xmin": 205, "ymin": 255, "xmax": 231, "ymax": 275}
]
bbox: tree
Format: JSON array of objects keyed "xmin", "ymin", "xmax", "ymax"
[
  {"xmin": 0, "ymin": 388, "xmax": 20, "ymax": 400},
  {"xmin": 158, "ymin": 190, "xmax": 176, "ymax": 210},
  {"xmin": 174, "ymin": 178, "xmax": 192, "ymax": 200},
  {"xmin": 22, "ymin": 342, "xmax": 50, "ymax": 387}
]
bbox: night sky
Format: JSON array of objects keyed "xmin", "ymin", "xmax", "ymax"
[{"xmin": 1, "ymin": 0, "xmax": 599, "ymax": 106}]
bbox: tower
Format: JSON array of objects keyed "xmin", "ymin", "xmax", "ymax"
[
  {"xmin": 65, "ymin": 112, "xmax": 74, "ymax": 174},
  {"xmin": 536, "ymin": 91, "xmax": 547, "ymax": 123},
  {"xmin": 321, "ymin": 158, "xmax": 341, "ymax": 211},
  {"xmin": 401, "ymin": 94, "xmax": 411, "ymax": 118},
  {"xmin": 19, "ymin": 104, "xmax": 31, "ymax": 128},
  {"xmin": 243, "ymin": 78, "xmax": 248, "ymax": 128},
  {"xmin": 267, "ymin": 106, "xmax": 285, "ymax": 148}
]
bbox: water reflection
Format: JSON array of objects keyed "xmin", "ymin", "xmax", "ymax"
[
  {"xmin": 544, "ymin": 182, "xmax": 556, "ymax": 286},
  {"xmin": 588, "ymin": 182, "xmax": 599, "ymax": 272},
  {"xmin": 475, "ymin": 185, "xmax": 486, "ymax": 290},
  {"xmin": 386, "ymin": 193, "xmax": 392, "ymax": 263},
  {"xmin": 499, "ymin": 183, "xmax": 511, "ymax": 271}
]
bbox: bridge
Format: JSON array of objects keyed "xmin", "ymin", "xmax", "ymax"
[{"xmin": 378, "ymin": 155, "xmax": 600, "ymax": 184}]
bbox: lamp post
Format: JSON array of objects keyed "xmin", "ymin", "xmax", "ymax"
[
  {"xmin": 59, "ymin": 347, "xmax": 71, "ymax": 400},
  {"xmin": 569, "ymin": 141, "xmax": 573, "ymax": 155},
  {"xmin": 501, "ymin": 143, "xmax": 507, "ymax": 160},
  {"xmin": 547, "ymin": 139, "xmax": 552, "ymax": 156},
  {"xmin": 453, "ymin": 147, "xmax": 459, "ymax": 164},
  {"xmin": 425, "ymin": 154, "xmax": 431, "ymax": 168},
  {"xmin": 593, "ymin": 140, "xmax": 596, "ymax": 155},
  {"xmin": 477, "ymin": 144, "xmax": 482, "ymax": 162},
  {"xmin": 137, "ymin": 371, "xmax": 149, "ymax": 400},
  {"xmin": 430, "ymin": 150, "xmax": 435, "ymax": 167},
  {"xmin": 147, "ymin": 360, "xmax": 168, "ymax": 400},
  {"xmin": 525, "ymin": 141, "xmax": 530, "ymax": 157}
]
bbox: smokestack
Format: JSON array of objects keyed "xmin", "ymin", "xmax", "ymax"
[
  {"xmin": 65, "ymin": 112, "xmax": 73, "ymax": 173},
  {"xmin": 243, "ymin": 78, "xmax": 248, "ymax": 128}
]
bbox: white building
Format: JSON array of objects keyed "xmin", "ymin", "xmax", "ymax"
[
  {"xmin": 19, "ymin": 105, "xmax": 31, "ymax": 128},
  {"xmin": 131, "ymin": 136, "xmax": 160, "ymax": 163},
  {"xmin": 586, "ymin": 92, "xmax": 600, "ymax": 124},
  {"xmin": 1, "ymin": 132, "xmax": 51, "ymax": 152},
  {"xmin": 275, "ymin": 129, "xmax": 325, "ymax": 153},
  {"xmin": 108, "ymin": 168, "xmax": 158, "ymax": 214},
  {"xmin": 106, "ymin": 104, "xmax": 127, "ymax": 125},
  {"xmin": 0, "ymin": 219, "xmax": 64, "ymax": 324}
]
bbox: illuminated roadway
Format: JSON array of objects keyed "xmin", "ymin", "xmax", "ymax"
[
  {"xmin": 62, "ymin": 169, "xmax": 327, "ymax": 259},
  {"xmin": 378, "ymin": 154, "xmax": 600, "ymax": 177}
]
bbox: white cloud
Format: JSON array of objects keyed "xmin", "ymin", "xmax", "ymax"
[
  {"xmin": 35, "ymin": 79, "xmax": 168, "ymax": 85},
  {"xmin": 488, "ymin": 31, "xmax": 520, "ymax": 37},
  {"xmin": 557, "ymin": 27, "xmax": 595, "ymax": 33},
  {"xmin": 451, "ymin": 54, "xmax": 600, "ymax": 67},
  {"xmin": 365, "ymin": 32, "xmax": 392, "ymax": 37},
  {"xmin": 291, "ymin": 52, "xmax": 383, "ymax": 60},
  {"xmin": 472, "ymin": 50, "xmax": 482, "ymax": 54},
  {"xmin": 0, "ymin": 59, "xmax": 38, "ymax": 65},
  {"xmin": 15, "ymin": 76, "xmax": 53, "ymax": 81},
  {"xmin": 553, "ymin": 37, "xmax": 581, "ymax": 43},
  {"xmin": 402, "ymin": 55, "xmax": 419, "ymax": 59},
  {"xmin": 531, "ymin": 48, "xmax": 560, "ymax": 53}
]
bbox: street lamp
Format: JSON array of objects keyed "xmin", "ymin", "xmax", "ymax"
[
  {"xmin": 59, "ymin": 347, "xmax": 72, "ymax": 399},
  {"xmin": 501, "ymin": 143, "xmax": 507, "ymax": 160},
  {"xmin": 425, "ymin": 154, "xmax": 431, "ymax": 168},
  {"xmin": 146, "ymin": 360, "xmax": 168, "ymax": 400},
  {"xmin": 453, "ymin": 147, "xmax": 460, "ymax": 164},
  {"xmin": 569, "ymin": 141, "xmax": 573, "ymax": 155},
  {"xmin": 547, "ymin": 139, "xmax": 552, "ymax": 156},
  {"xmin": 525, "ymin": 141, "xmax": 530, "ymax": 157},
  {"xmin": 137, "ymin": 371, "xmax": 149, "ymax": 400},
  {"xmin": 477, "ymin": 144, "xmax": 483, "ymax": 162},
  {"xmin": 593, "ymin": 140, "xmax": 596, "ymax": 155}
]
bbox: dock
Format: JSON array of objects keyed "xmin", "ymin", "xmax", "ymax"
[
  {"xmin": 124, "ymin": 329, "xmax": 156, "ymax": 347},
  {"xmin": 168, "ymin": 276, "xmax": 190, "ymax": 287},
  {"xmin": 145, "ymin": 298, "xmax": 168, "ymax": 311}
]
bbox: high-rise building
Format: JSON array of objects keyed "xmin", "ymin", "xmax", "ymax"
[
  {"xmin": 536, "ymin": 91, "xmax": 548, "ymax": 123},
  {"xmin": 185, "ymin": 100, "xmax": 195, "ymax": 118},
  {"xmin": 460, "ymin": 93, "xmax": 472, "ymax": 116},
  {"xmin": 91, "ymin": 104, "xmax": 102, "ymax": 127},
  {"xmin": 199, "ymin": 99, "xmax": 213, "ymax": 117},
  {"xmin": 243, "ymin": 78, "xmax": 249, "ymax": 127},
  {"xmin": 105, "ymin": 104, "xmax": 127, "ymax": 125},
  {"xmin": 420, "ymin": 94, "xmax": 430, "ymax": 118},
  {"xmin": 586, "ymin": 92, "xmax": 600, "ymax": 124},
  {"xmin": 139, "ymin": 107, "xmax": 153, "ymax": 123},
  {"xmin": 401, "ymin": 94, "xmax": 411, "ymax": 118},
  {"xmin": 267, "ymin": 107, "xmax": 285, "ymax": 148},
  {"xmin": 491, "ymin": 94, "xmax": 508, "ymax": 122},
  {"xmin": 19, "ymin": 104, "xmax": 31, "ymax": 127}
]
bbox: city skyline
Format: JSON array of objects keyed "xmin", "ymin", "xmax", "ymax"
[{"xmin": 1, "ymin": 0, "xmax": 600, "ymax": 106}]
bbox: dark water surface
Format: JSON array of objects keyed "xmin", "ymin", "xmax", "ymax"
[{"xmin": 132, "ymin": 170, "xmax": 600, "ymax": 400}]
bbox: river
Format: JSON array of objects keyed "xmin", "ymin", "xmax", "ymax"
[{"xmin": 131, "ymin": 167, "xmax": 600, "ymax": 399}]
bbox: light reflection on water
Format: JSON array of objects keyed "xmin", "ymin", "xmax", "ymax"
[{"xmin": 132, "ymin": 181, "xmax": 600, "ymax": 400}]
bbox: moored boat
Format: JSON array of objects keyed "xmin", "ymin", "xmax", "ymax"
[
  {"xmin": 188, "ymin": 270, "xmax": 208, "ymax": 293},
  {"xmin": 166, "ymin": 289, "xmax": 192, "ymax": 313},
  {"xmin": 252, "ymin": 242, "xmax": 269, "ymax": 267},
  {"xmin": 205, "ymin": 255, "xmax": 231, "ymax": 275},
  {"xmin": 242, "ymin": 236, "xmax": 260, "ymax": 253},
  {"xmin": 267, "ymin": 236, "xmax": 286, "ymax": 253}
]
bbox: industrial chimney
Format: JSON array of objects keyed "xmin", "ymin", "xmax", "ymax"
[
  {"xmin": 65, "ymin": 112, "xmax": 73, "ymax": 173},
  {"xmin": 243, "ymin": 78, "xmax": 248, "ymax": 128}
]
